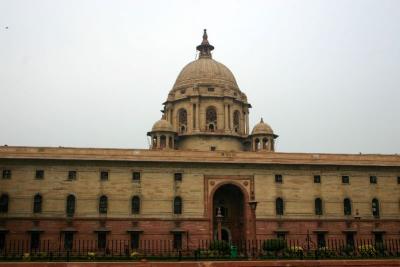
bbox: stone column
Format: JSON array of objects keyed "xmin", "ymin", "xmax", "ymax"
[
  {"xmin": 224, "ymin": 104, "xmax": 228, "ymax": 131},
  {"xmin": 156, "ymin": 135, "xmax": 160, "ymax": 149},
  {"xmin": 248, "ymin": 201, "xmax": 258, "ymax": 259},
  {"xmin": 245, "ymin": 112, "xmax": 249, "ymax": 135}
]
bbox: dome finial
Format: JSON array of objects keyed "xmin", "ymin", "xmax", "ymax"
[
  {"xmin": 196, "ymin": 29, "xmax": 214, "ymax": 58},
  {"xmin": 260, "ymin": 118, "xmax": 264, "ymax": 123}
]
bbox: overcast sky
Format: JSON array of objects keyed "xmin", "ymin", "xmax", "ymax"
[{"xmin": 0, "ymin": 0, "xmax": 399, "ymax": 154}]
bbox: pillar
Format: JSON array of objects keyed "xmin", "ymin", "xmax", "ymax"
[
  {"xmin": 224, "ymin": 104, "xmax": 228, "ymax": 131},
  {"xmin": 245, "ymin": 112, "xmax": 249, "ymax": 135}
]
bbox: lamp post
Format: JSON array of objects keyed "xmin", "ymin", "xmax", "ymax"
[
  {"xmin": 248, "ymin": 200, "xmax": 258, "ymax": 259},
  {"xmin": 216, "ymin": 207, "xmax": 223, "ymax": 240}
]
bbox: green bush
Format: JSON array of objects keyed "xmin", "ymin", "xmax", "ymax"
[
  {"xmin": 209, "ymin": 240, "xmax": 230, "ymax": 254},
  {"xmin": 358, "ymin": 244, "xmax": 376, "ymax": 257},
  {"xmin": 263, "ymin": 239, "xmax": 286, "ymax": 252}
]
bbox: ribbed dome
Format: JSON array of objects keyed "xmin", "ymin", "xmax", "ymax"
[
  {"xmin": 251, "ymin": 118, "xmax": 274, "ymax": 135},
  {"xmin": 172, "ymin": 57, "xmax": 238, "ymax": 90},
  {"xmin": 151, "ymin": 119, "xmax": 174, "ymax": 132}
]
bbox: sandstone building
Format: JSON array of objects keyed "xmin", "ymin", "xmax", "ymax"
[{"xmin": 0, "ymin": 30, "xmax": 399, "ymax": 251}]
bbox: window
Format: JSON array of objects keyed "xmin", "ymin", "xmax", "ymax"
[
  {"xmin": 178, "ymin": 108, "xmax": 187, "ymax": 133},
  {"xmin": 35, "ymin": 170, "xmax": 44, "ymax": 179},
  {"xmin": 97, "ymin": 232, "xmax": 107, "ymax": 249},
  {"xmin": 0, "ymin": 232, "xmax": 5, "ymax": 250},
  {"xmin": 315, "ymin": 198, "xmax": 323, "ymax": 215},
  {"xmin": 342, "ymin": 176, "xmax": 349, "ymax": 184},
  {"xmin": 317, "ymin": 233, "xmax": 326, "ymax": 248},
  {"xmin": 2, "ymin": 169, "xmax": 11, "ymax": 179},
  {"xmin": 173, "ymin": 233, "xmax": 182, "ymax": 249},
  {"xmin": 210, "ymin": 146, "xmax": 216, "ymax": 151},
  {"xmin": 346, "ymin": 233, "xmax": 354, "ymax": 247},
  {"xmin": 275, "ymin": 174, "xmax": 283, "ymax": 183},
  {"xmin": 174, "ymin": 173, "xmax": 182, "ymax": 182},
  {"xmin": 397, "ymin": 176, "xmax": 400, "ymax": 184},
  {"xmin": 343, "ymin": 198, "xmax": 352, "ymax": 216},
  {"xmin": 370, "ymin": 176, "xmax": 377, "ymax": 184},
  {"xmin": 132, "ymin": 172, "xmax": 141, "ymax": 182},
  {"xmin": 64, "ymin": 232, "xmax": 74, "ymax": 250},
  {"xmin": 374, "ymin": 233, "xmax": 383, "ymax": 244},
  {"xmin": 314, "ymin": 175, "xmax": 321, "ymax": 183},
  {"xmin": 277, "ymin": 232, "xmax": 286, "ymax": 240},
  {"xmin": 233, "ymin": 110, "xmax": 240, "ymax": 133},
  {"xmin": 68, "ymin": 171, "xmax": 77, "ymax": 181},
  {"xmin": 207, "ymin": 87, "xmax": 214, "ymax": 92},
  {"xmin": 99, "ymin": 195, "xmax": 108, "ymax": 214},
  {"xmin": 131, "ymin": 232, "xmax": 140, "ymax": 249},
  {"xmin": 66, "ymin": 195, "xmax": 76, "ymax": 217},
  {"xmin": 0, "ymin": 194, "xmax": 9, "ymax": 213},
  {"xmin": 372, "ymin": 198, "xmax": 380, "ymax": 218},
  {"xmin": 100, "ymin": 171, "xmax": 108, "ymax": 181},
  {"xmin": 33, "ymin": 194, "xmax": 42, "ymax": 213},
  {"xmin": 132, "ymin": 196, "xmax": 140, "ymax": 214},
  {"xmin": 276, "ymin": 197, "xmax": 284, "ymax": 215},
  {"xmin": 30, "ymin": 232, "xmax": 40, "ymax": 250},
  {"xmin": 206, "ymin": 106, "xmax": 217, "ymax": 131},
  {"xmin": 173, "ymin": 196, "xmax": 182, "ymax": 214}
]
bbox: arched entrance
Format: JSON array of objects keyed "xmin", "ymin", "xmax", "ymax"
[{"xmin": 212, "ymin": 184, "xmax": 245, "ymax": 242}]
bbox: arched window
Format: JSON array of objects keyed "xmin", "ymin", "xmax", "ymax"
[
  {"xmin": 132, "ymin": 195, "xmax": 140, "ymax": 214},
  {"xmin": 152, "ymin": 136, "xmax": 157, "ymax": 149},
  {"xmin": 315, "ymin": 198, "xmax": 323, "ymax": 215},
  {"xmin": 99, "ymin": 195, "xmax": 108, "ymax": 214},
  {"xmin": 0, "ymin": 194, "xmax": 9, "ymax": 213},
  {"xmin": 255, "ymin": 138, "xmax": 260, "ymax": 151},
  {"xmin": 233, "ymin": 110, "xmax": 240, "ymax": 133},
  {"xmin": 160, "ymin": 135, "xmax": 166, "ymax": 148},
  {"xmin": 66, "ymin": 194, "xmax": 76, "ymax": 217},
  {"xmin": 262, "ymin": 138, "xmax": 268, "ymax": 149},
  {"xmin": 372, "ymin": 198, "xmax": 380, "ymax": 218},
  {"xmin": 168, "ymin": 136, "xmax": 173, "ymax": 148},
  {"xmin": 276, "ymin": 197, "xmax": 284, "ymax": 215},
  {"xmin": 344, "ymin": 198, "xmax": 352, "ymax": 215},
  {"xmin": 178, "ymin": 109, "xmax": 187, "ymax": 133},
  {"xmin": 173, "ymin": 196, "xmax": 182, "ymax": 214},
  {"xmin": 33, "ymin": 194, "xmax": 42, "ymax": 213},
  {"xmin": 206, "ymin": 106, "xmax": 217, "ymax": 131}
]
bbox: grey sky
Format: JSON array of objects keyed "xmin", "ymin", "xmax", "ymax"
[{"xmin": 0, "ymin": 0, "xmax": 399, "ymax": 154}]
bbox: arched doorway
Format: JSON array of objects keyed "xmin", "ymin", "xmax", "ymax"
[{"xmin": 212, "ymin": 184, "xmax": 244, "ymax": 243}]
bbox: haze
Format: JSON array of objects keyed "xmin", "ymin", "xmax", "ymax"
[{"xmin": 0, "ymin": 0, "xmax": 399, "ymax": 154}]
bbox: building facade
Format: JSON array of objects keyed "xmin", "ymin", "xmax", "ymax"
[{"xmin": 0, "ymin": 30, "xmax": 400, "ymax": 251}]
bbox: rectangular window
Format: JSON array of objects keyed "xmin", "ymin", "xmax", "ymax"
[
  {"xmin": 173, "ymin": 233, "xmax": 182, "ymax": 249},
  {"xmin": 0, "ymin": 232, "xmax": 5, "ymax": 250},
  {"xmin": 374, "ymin": 233, "xmax": 383, "ymax": 244},
  {"xmin": 132, "ymin": 172, "xmax": 141, "ymax": 182},
  {"xmin": 35, "ymin": 170, "xmax": 44, "ymax": 180},
  {"xmin": 100, "ymin": 171, "xmax": 108, "ymax": 181},
  {"xmin": 97, "ymin": 232, "xmax": 107, "ymax": 249},
  {"xmin": 346, "ymin": 233, "xmax": 354, "ymax": 247},
  {"xmin": 68, "ymin": 171, "xmax": 77, "ymax": 181},
  {"xmin": 342, "ymin": 176, "xmax": 349, "ymax": 184},
  {"xmin": 275, "ymin": 174, "xmax": 283, "ymax": 183},
  {"xmin": 174, "ymin": 173, "xmax": 182, "ymax": 182},
  {"xmin": 2, "ymin": 170, "xmax": 11, "ymax": 179},
  {"xmin": 277, "ymin": 232, "xmax": 286, "ymax": 240},
  {"xmin": 30, "ymin": 232, "xmax": 40, "ymax": 250},
  {"xmin": 210, "ymin": 146, "xmax": 216, "ymax": 151},
  {"xmin": 370, "ymin": 176, "xmax": 377, "ymax": 184},
  {"xmin": 317, "ymin": 233, "xmax": 326, "ymax": 248},
  {"xmin": 314, "ymin": 175, "xmax": 321, "ymax": 183},
  {"xmin": 398, "ymin": 176, "xmax": 400, "ymax": 184},
  {"xmin": 207, "ymin": 87, "xmax": 215, "ymax": 92},
  {"xmin": 131, "ymin": 232, "xmax": 140, "ymax": 249},
  {"xmin": 64, "ymin": 232, "xmax": 74, "ymax": 250}
]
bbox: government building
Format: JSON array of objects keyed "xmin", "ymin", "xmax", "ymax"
[{"xmin": 0, "ymin": 30, "xmax": 399, "ymax": 251}]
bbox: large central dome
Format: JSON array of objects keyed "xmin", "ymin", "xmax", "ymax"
[{"xmin": 172, "ymin": 57, "xmax": 238, "ymax": 90}]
